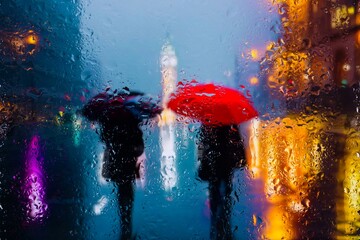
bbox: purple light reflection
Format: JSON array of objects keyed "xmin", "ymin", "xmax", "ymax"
[{"xmin": 24, "ymin": 135, "xmax": 48, "ymax": 223}]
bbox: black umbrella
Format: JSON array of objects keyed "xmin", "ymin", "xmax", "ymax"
[{"xmin": 81, "ymin": 88, "xmax": 162, "ymax": 123}]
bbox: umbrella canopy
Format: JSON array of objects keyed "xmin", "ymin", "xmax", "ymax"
[
  {"xmin": 81, "ymin": 88, "xmax": 162, "ymax": 123},
  {"xmin": 123, "ymin": 95, "xmax": 163, "ymax": 120},
  {"xmin": 167, "ymin": 82, "xmax": 258, "ymax": 126}
]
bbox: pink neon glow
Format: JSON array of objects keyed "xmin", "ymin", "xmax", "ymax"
[
  {"xmin": 24, "ymin": 135, "xmax": 48, "ymax": 222},
  {"xmin": 203, "ymin": 199, "xmax": 211, "ymax": 219}
]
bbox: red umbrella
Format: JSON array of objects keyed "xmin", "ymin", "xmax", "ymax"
[{"xmin": 167, "ymin": 82, "xmax": 258, "ymax": 126}]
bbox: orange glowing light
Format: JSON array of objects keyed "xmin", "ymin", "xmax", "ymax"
[
  {"xmin": 249, "ymin": 77, "xmax": 259, "ymax": 85},
  {"xmin": 266, "ymin": 42, "xmax": 275, "ymax": 51},
  {"xmin": 356, "ymin": 31, "xmax": 360, "ymax": 48},
  {"xmin": 268, "ymin": 50, "xmax": 309, "ymax": 96},
  {"xmin": 250, "ymin": 49, "xmax": 259, "ymax": 60},
  {"xmin": 264, "ymin": 203, "xmax": 296, "ymax": 239},
  {"xmin": 7, "ymin": 30, "xmax": 40, "ymax": 56},
  {"xmin": 25, "ymin": 34, "xmax": 38, "ymax": 45},
  {"xmin": 245, "ymin": 115, "xmax": 326, "ymax": 239},
  {"xmin": 252, "ymin": 214, "xmax": 257, "ymax": 226},
  {"xmin": 356, "ymin": 14, "xmax": 360, "ymax": 25},
  {"xmin": 247, "ymin": 115, "xmax": 326, "ymax": 197},
  {"xmin": 246, "ymin": 114, "xmax": 358, "ymax": 238},
  {"xmin": 158, "ymin": 108, "xmax": 176, "ymax": 127}
]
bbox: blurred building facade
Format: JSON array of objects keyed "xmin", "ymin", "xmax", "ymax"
[
  {"xmin": 244, "ymin": 0, "xmax": 360, "ymax": 239},
  {"xmin": 0, "ymin": 1, "xmax": 94, "ymax": 239}
]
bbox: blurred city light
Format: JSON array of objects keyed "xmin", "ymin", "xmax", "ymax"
[
  {"xmin": 24, "ymin": 135, "xmax": 48, "ymax": 223},
  {"xmin": 159, "ymin": 43, "xmax": 178, "ymax": 192}
]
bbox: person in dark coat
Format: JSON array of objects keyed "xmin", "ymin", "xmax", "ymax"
[
  {"xmin": 82, "ymin": 95, "xmax": 144, "ymax": 240},
  {"xmin": 197, "ymin": 124, "xmax": 246, "ymax": 240}
]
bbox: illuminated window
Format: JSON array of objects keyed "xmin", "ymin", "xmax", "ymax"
[
  {"xmin": 331, "ymin": 5, "xmax": 350, "ymax": 29},
  {"xmin": 347, "ymin": 6, "xmax": 355, "ymax": 15}
]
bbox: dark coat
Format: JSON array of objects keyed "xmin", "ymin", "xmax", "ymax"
[
  {"xmin": 197, "ymin": 125, "xmax": 246, "ymax": 182},
  {"xmin": 100, "ymin": 110, "xmax": 144, "ymax": 183},
  {"xmin": 82, "ymin": 100, "xmax": 144, "ymax": 183}
]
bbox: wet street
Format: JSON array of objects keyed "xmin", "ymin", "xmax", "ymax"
[
  {"xmin": 0, "ymin": 124, "xmax": 259, "ymax": 239},
  {"xmin": 1, "ymin": 123, "xmax": 359, "ymax": 239}
]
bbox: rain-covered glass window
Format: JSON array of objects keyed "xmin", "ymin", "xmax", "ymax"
[{"xmin": 1, "ymin": 0, "xmax": 359, "ymax": 239}]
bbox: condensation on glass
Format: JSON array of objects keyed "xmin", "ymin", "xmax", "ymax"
[{"xmin": 0, "ymin": 0, "xmax": 359, "ymax": 239}]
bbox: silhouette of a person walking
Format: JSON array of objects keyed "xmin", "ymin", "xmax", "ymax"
[
  {"xmin": 82, "ymin": 91, "xmax": 145, "ymax": 240},
  {"xmin": 197, "ymin": 124, "xmax": 246, "ymax": 240}
]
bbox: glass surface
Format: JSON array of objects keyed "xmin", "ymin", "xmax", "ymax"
[{"xmin": 0, "ymin": 0, "xmax": 359, "ymax": 239}]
